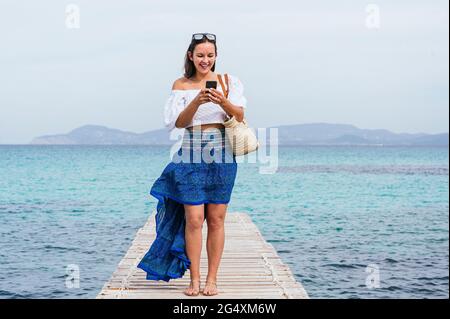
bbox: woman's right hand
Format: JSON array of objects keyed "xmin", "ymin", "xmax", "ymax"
[
  {"xmin": 192, "ymin": 89, "xmax": 212, "ymax": 107},
  {"xmin": 175, "ymin": 89, "xmax": 212, "ymax": 129}
]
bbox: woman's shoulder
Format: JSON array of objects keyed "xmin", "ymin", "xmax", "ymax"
[{"xmin": 171, "ymin": 77, "xmax": 189, "ymax": 90}]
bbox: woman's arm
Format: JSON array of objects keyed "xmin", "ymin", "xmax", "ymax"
[
  {"xmin": 219, "ymin": 100, "xmax": 245, "ymax": 122},
  {"xmin": 208, "ymin": 89, "xmax": 245, "ymax": 122},
  {"xmin": 208, "ymin": 75, "xmax": 247, "ymax": 122},
  {"xmin": 175, "ymin": 99, "xmax": 200, "ymax": 128},
  {"xmin": 172, "ymin": 78, "xmax": 210, "ymax": 128}
]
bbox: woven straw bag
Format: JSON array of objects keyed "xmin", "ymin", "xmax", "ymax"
[{"xmin": 217, "ymin": 74, "xmax": 259, "ymax": 156}]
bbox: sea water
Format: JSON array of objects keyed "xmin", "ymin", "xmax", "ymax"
[{"xmin": 0, "ymin": 145, "xmax": 448, "ymax": 298}]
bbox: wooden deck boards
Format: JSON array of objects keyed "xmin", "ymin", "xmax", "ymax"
[{"xmin": 97, "ymin": 212, "xmax": 309, "ymax": 299}]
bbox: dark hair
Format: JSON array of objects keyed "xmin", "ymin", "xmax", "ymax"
[{"xmin": 183, "ymin": 37, "xmax": 217, "ymax": 79}]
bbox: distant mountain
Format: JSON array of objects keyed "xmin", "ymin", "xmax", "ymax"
[
  {"xmin": 275, "ymin": 123, "xmax": 448, "ymax": 146},
  {"xmin": 29, "ymin": 123, "xmax": 449, "ymax": 146},
  {"xmin": 29, "ymin": 125, "xmax": 172, "ymax": 145}
]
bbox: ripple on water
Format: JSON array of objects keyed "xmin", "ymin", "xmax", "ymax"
[{"xmin": 0, "ymin": 145, "xmax": 448, "ymax": 298}]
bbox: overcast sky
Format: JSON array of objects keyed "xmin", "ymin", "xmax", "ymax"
[{"xmin": 0, "ymin": 0, "xmax": 448, "ymax": 144}]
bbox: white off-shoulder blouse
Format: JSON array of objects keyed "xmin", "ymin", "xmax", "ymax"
[{"xmin": 163, "ymin": 74, "xmax": 247, "ymax": 133}]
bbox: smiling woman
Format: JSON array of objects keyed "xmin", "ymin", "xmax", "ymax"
[
  {"xmin": 137, "ymin": 32, "xmax": 249, "ymax": 297},
  {"xmin": 168, "ymin": 35, "xmax": 246, "ymax": 130},
  {"xmin": 184, "ymin": 33, "xmax": 218, "ymax": 78}
]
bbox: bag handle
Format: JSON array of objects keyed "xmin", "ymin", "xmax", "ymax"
[
  {"xmin": 218, "ymin": 73, "xmax": 236, "ymax": 121},
  {"xmin": 217, "ymin": 73, "xmax": 229, "ymax": 99}
]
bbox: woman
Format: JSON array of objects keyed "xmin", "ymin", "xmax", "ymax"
[{"xmin": 137, "ymin": 33, "xmax": 248, "ymax": 297}]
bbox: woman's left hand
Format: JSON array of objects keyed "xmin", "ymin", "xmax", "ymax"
[{"xmin": 207, "ymin": 88, "xmax": 227, "ymax": 106}]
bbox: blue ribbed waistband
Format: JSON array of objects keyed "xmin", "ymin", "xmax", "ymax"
[
  {"xmin": 184, "ymin": 127, "xmax": 225, "ymax": 137},
  {"xmin": 182, "ymin": 127, "xmax": 226, "ymax": 148},
  {"xmin": 173, "ymin": 127, "xmax": 235, "ymax": 163}
]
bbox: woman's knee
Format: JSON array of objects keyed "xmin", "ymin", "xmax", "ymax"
[
  {"xmin": 206, "ymin": 204, "xmax": 227, "ymax": 229},
  {"xmin": 185, "ymin": 204, "xmax": 205, "ymax": 230}
]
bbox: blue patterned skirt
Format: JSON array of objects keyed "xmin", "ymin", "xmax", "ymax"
[{"xmin": 137, "ymin": 127, "xmax": 237, "ymax": 281}]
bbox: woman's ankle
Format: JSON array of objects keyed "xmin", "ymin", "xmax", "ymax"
[{"xmin": 190, "ymin": 275, "xmax": 201, "ymax": 281}]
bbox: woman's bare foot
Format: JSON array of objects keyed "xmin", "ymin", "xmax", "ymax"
[
  {"xmin": 202, "ymin": 278, "xmax": 218, "ymax": 296},
  {"xmin": 184, "ymin": 278, "xmax": 201, "ymax": 296}
]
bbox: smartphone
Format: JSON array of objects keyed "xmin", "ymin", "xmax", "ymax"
[{"xmin": 206, "ymin": 80, "xmax": 217, "ymax": 90}]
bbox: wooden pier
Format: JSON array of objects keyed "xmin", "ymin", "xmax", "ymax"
[{"xmin": 97, "ymin": 212, "xmax": 309, "ymax": 299}]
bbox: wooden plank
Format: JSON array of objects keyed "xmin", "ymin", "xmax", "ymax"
[{"xmin": 97, "ymin": 212, "xmax": 309, "ymax": 299}]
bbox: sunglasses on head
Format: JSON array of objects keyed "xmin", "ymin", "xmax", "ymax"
[{"xmin": 192, "ymin": 33, "xmax": 216, "ymax": 41}]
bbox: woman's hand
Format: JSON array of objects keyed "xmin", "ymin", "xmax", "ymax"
[
  {"xmin": 207, "ymin": 88, "xmax": 227, "ymax": 106},
  {"xmin": 192, "ymin": 88, "xmax": 212, "ymax": 107}
]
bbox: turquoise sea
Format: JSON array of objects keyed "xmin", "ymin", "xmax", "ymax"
[{"xmin": 0, "ymin": 145, "xmax": 448, "ymax": 298}]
